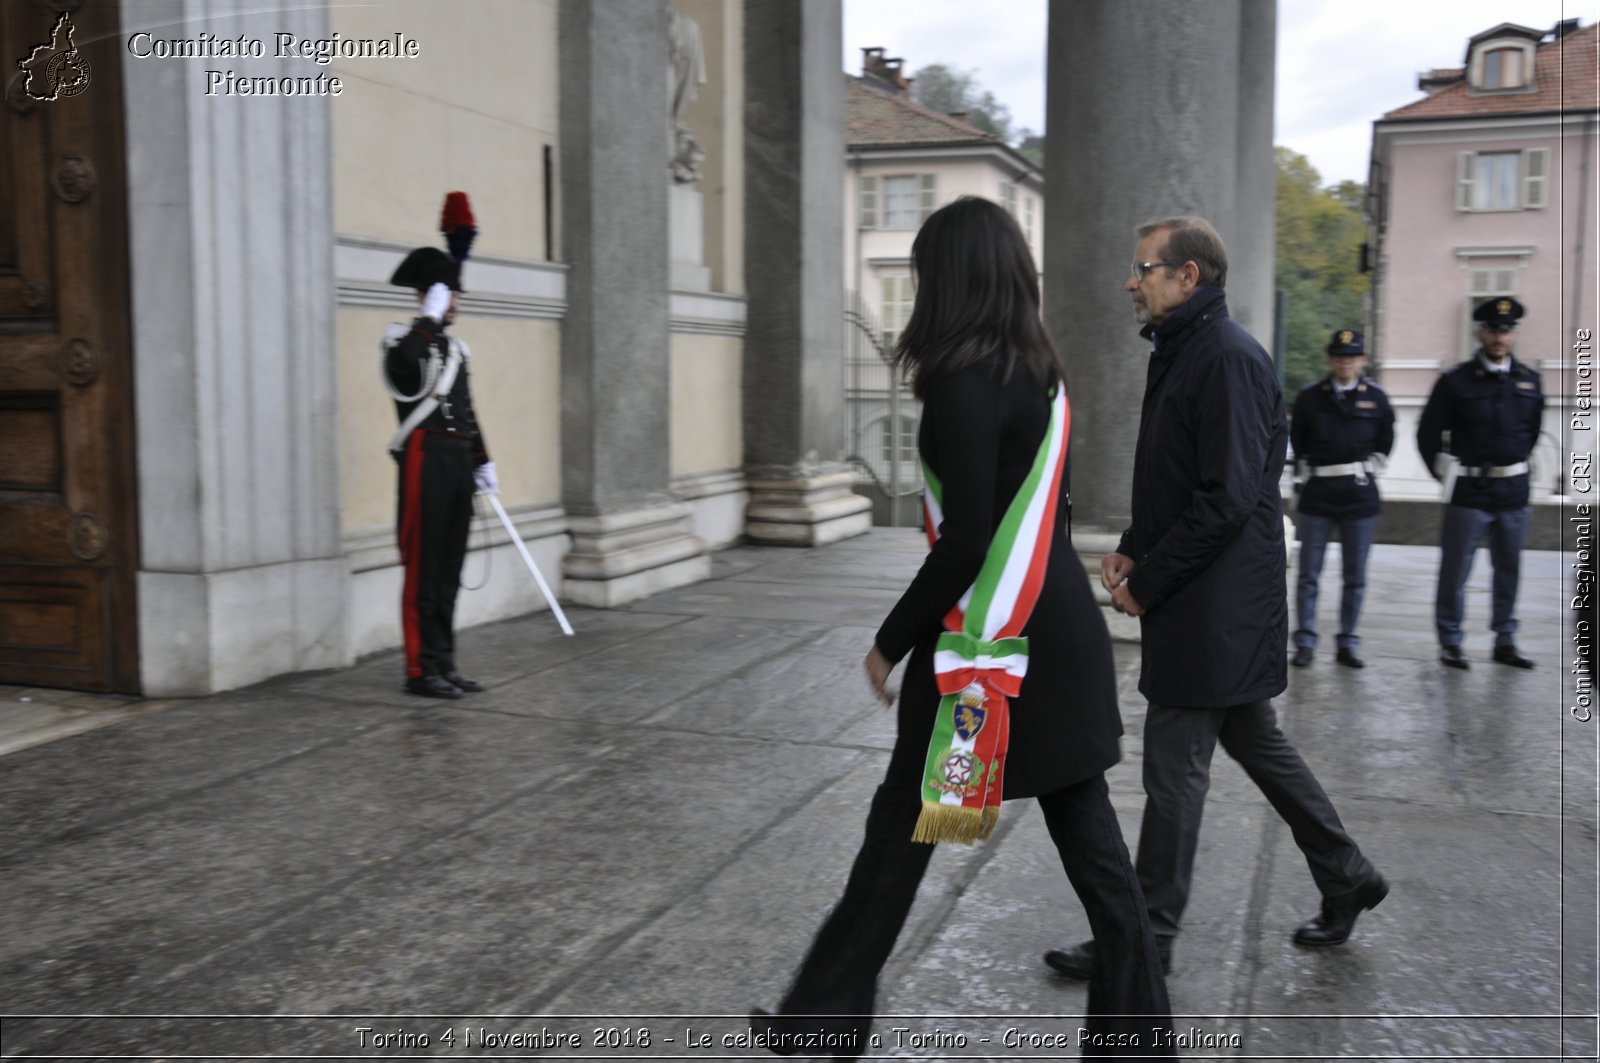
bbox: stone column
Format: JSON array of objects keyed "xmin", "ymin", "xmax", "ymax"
[
  {"xmin": 1231, "ymin": 0, "xmax": 1278, "ymax": 341},
  {"xmin": 123, "ymin": 0, "xmax": 348, "ymax": 696},
  {"xmin": 559, "ymin": 0, "xmax": 709, "ymax": 605},
  {"xmin": 741, "ymin": 0, "xmax": 870, "ymax": 545},
  {"xmin": 1045, "ymin": 0, "xmax": 1273, "ymax": 532}
]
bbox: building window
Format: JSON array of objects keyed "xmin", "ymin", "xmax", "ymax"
[
  {"xmin": 999, "ymin": 181, "xmax": 1016, "ymax": 216},
  {"xmin": 879, "ymin": 174, "xmax": 936, "ymax": 229},
  {"xmin": 1470, "ymin": 38, "xmax": 1536, "ymax": 91},
  {"xmin": 1482, "ymin": 47, "xmax": 1525, "ymax": 89},
  {"xmin": 879, "ymin": 414, "xmax": 918, "ymax": 470},
  {"xmin": 861, "ymin": 174, "xmax": 937, "ymax": 230},
  {"xmin": 879, "ymin": 273, "xmax": 915, "ymax": 352},
  {"xmin": 1456, "ymin": 149, "xmax": 1548, "ymax": 211},
  {"xmin": 1464, "ymin": 269, "xmax": 1518, "ymax": 356}
]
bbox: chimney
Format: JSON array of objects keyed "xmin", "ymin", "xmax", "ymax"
[
  {"xmin": 860, "ymin": 47, "xmax": 911, "ymax": 93},
  {"xmin": 1553, "ymin": 18, "xmax": 1580, "ymax": 40}
]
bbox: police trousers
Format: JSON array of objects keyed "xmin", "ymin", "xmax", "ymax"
[
  {"xmin": 1434, "ymin": 503, "xmax": 1529, "ymax": 648},
  {"xmin": 1294, "ymin": 513, "xmax": 1378, "ymax": 651}
]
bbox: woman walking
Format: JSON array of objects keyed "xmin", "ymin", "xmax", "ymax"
[{"xmin": 752, "ymin": 197, "xmax": 1175, "ymax": 1058}]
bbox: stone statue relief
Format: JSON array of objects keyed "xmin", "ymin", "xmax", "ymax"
[{"xmin": 668, "ymin": 4, "xmax": 708, "ymax": 184}]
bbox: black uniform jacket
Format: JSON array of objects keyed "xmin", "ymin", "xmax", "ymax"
[
  {"xmin": 1290, "ymin": 376, "xmax": 1395, "ymax": 520},
  {"xmin": 876, "ymin": 362, "xmax": 1122, "ymax": 799},
  {"xmin": 386, "ymin": 315, "xmax": 489, "ymax": 464},
  {"xmin": 1115, "ymin": 287, "xmax": 1288, "ymax": 709},
  {"xmin": 1417, "ymin": 354, "xmax": 1543, "ymax": 511}
]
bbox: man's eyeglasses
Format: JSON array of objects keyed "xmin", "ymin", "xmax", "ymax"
[{"xmin": 1130, "ymin": 261, "xmax": 1177, "ymax": 282}]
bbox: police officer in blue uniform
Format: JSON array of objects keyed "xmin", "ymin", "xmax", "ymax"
[
  {"xmin": 1290, "ymin": 330, "xmax": 1395, "ymax": 668},
  {"xmin": 1417, "ymin": 297, "xmax": 1544, "ymax": 670}
]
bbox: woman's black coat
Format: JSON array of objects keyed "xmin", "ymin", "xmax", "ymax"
[{"xmin": 875, "ymin": 363, "xmax": 1122, "ymax": 799}]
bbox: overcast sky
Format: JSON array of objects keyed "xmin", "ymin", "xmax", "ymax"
[{"xmin": 843, "ymin": 0, "xmax": 1581, "ymax": 187}]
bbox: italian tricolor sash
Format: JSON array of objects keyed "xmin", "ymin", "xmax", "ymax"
[{"xmin": 912, "ymin": 386, "xmax": 1070, "ymax": 845}]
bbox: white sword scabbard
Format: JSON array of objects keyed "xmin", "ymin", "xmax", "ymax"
[{"xmin": 486, "ymin": 493, "xmax": 575, "ymax": 636}]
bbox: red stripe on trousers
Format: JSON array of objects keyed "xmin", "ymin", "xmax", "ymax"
[{"xmin": 399, "ymin": 429, "xmax": 426, "ymax": 678}]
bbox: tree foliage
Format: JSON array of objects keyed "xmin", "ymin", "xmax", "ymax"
[
  {"xmin": 1275, "ymin": 147, "xmax": 1371, "ymax": 395},
  {"xmin": 911, "ymin": 63, "xmax": 1015, "ymax": 143}
]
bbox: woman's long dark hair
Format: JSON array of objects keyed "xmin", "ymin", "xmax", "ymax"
[{"xmin": 892, "ymin": 196, "xmax": 1066, "ymax": 399}]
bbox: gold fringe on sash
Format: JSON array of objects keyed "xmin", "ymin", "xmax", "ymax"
[{"xmin": 912, "ymin": 801, "xmax": 1002, "ymax": 845}]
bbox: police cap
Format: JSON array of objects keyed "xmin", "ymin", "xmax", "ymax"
[
  {"xmin": 1326, "ymin": 329, "xmax": 1365, "ymax": 357},
  {"xmin": 389, "ymin": 246, "xmax": 463, "ymax": 293},
  {"xmin": 1472, "ymin": 297, "xmax": 1524, "ymax": 330}
]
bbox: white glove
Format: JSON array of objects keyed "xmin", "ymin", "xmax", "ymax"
[
  {"xmin": 473, "ymin": 460, "xmax": 499, "ymax": 496},
  {"xmin": 421, "ymin": 281, "xmax": 452, "ymax": 322},
  {"xmin": 1367, "ymin": 453, "xmax": 1388, "ymax": 475}
]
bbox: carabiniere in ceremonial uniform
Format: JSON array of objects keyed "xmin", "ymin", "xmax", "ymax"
[
  {"xmin": 384, "ymin": 241, "xmax": 496, "ymax": 698},
  {"xmin": 1417, "ymin": 297, "xmax": 1544, "ymax": 670},
  {"xmin": 1290, "ymin": 329, "xmax": 1395, "ymax": 668}
]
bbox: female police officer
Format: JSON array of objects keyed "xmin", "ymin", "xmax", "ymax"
[{"xmin": 1289, "ymin": 329, "xmax": 1395, "ymax": 668}]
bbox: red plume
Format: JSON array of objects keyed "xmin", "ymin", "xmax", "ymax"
[
  {"xmin": 440, "ymin": 191, "xmax": 477, "ymax": 262},
  {"xmin": 441, "ymin": 191, "xmax": 474, "ymax": 229}
]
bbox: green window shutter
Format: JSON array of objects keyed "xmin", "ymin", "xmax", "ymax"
[
  {"xmin": 918, "ymin": 174, "xmax": 937, "ymax": 222},
  {"xmin": 860, "ymin": 174, "xmax": 878, "ymax": 229},
  {"xmin": 1523, "ymin": 148, "xmax": 1549, "ymax": 208}
]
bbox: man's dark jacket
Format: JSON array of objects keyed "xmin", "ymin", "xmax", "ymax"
[{"xmin": 1116, "ymin": 287, "xmax": 1289, "ymax": 708}]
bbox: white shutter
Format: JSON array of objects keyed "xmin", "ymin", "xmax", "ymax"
[
  {"xmin": 918, "ymin": 174, "xmax": 937, "ymax": 222},
  {"xmin": 860, "ymin": 174, "xmax": 878, "ymax": 229},
  {"xmin": 1495, "ymin": 269, "xmax": 1516, "ymax": 292},
  {"xmin": 1523, "ymin": 148, "xmax": 1549, "ymax": 208},
  {"xmin": 1468, "ymin": 269, "xmax": 1492, "ymax": 295},
  {"xmin": 1456, "ymin": 152, "xmax": 1476, "ymax": 211}
]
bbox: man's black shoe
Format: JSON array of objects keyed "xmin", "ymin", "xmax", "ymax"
[
  {"xmin": 405, "ymin": 675, "xmax": 464, "ymax": 699},
  {"xmin": 1492, "ymin": 645, "xmax": 1535, "ymax": 669},
  {"xmin": 1439, "ymin": 646, "xmax": 1470, "ymax": 670},
  {"xmin": 1043, "ymin": 939, "xmax": 1171, "ymax": 979},
  {"xmin": 1336, "ymin": 648, "xmax": 1364, "ymax": 669},
  {"xmin": 443, "ymin": 671, "xmax": 486, "ymax": 692},
  {"xmin": 1292, "ymin": 875, "xmax": 1388, "ymax": 947},
  {"xmin": 1291, "ymin": 646, "xmax": 1315, "ymax": 668}
]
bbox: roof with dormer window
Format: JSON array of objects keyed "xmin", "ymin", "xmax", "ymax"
[{"xmin": 1382, "ymin": 20, "xmax": 1596, "ymax": 121}]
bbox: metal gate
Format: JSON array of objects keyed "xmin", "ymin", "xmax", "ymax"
[{"xmin": 843, "ymin": 292, "xmax": 924, "ymax": 527}]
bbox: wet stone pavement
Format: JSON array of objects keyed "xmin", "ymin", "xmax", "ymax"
[{"xmin": 0, "ymin": 530, "xmax": 1593, "ymax": 1061}]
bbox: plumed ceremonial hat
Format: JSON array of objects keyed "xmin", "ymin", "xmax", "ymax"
[
  {"xmin": 1325, "ymin": 329, "xmax": 1365, "ymax": 357},
  {"xmin": 1473, "ymin": 297, "xmax": 1524, "ymax": 329},
  {"xmin": 389, "ymin": 246, "xmax": 462, "ymax": 293}
]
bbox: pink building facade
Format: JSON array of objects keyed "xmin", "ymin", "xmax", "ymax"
[{"xmin": 1368, "ymin": 20, "xmax": 1596, "ymax": 498}]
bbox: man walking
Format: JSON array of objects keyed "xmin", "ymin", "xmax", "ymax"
[
  {"xmin": 384, "ymin": 244, "xmax": 496, "ymax": 699},
  {"xmin": 1045, "ymin": 218, "xmax": 1386, "ymax": 980},
  {"xmin": 1290, "ymin": 330, "xmax": 1396, "ymax": 668},
  {"xmin": 1417, "ymin": 297, "xmax": 1544, "ymax": 670}
]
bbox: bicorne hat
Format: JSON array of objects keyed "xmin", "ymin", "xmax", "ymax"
[{"xmin": 389, "ymin": 246, "xmax": 463, "ymax": 293}]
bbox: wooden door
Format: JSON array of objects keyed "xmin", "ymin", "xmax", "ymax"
[{"xmin": 0, "ymin": 0, "xmax": 138, "ymax": 692}]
